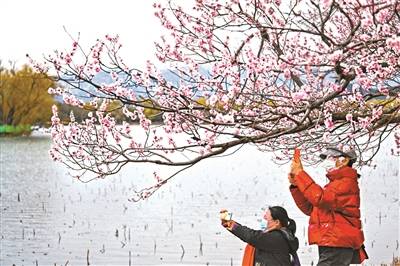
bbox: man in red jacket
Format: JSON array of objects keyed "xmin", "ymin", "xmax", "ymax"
[{"xmin": 289, "ymin": 147, "xmax": 368, "ymax": 266}]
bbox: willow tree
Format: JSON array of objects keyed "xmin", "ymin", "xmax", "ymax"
[
  {"xmin": 31, "ymin": 0, "xmax": 400, "ymax": 200},
  {"xmin": 0, "ymin": 64, "xmax": 56, "ymax": 127}
]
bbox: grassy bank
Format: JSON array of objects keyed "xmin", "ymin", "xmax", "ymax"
[{"xmin": 0, "ymin": 125, "xmax": 32, "ymax": 136}]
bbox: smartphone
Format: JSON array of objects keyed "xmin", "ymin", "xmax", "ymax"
[{"xmin": 294, "ymin": 148, "xmax": 301, "ymax": 163}]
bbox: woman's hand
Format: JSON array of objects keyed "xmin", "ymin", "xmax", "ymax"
[
  {"xmin": 288, "ymin": 173, "xmax": 297, "ymax": 186},
  {"xmin": 220, "ymin": 209, "xmax": 235, "ymax": 230},
  {"xmin": 219, "ymin": 209, "xmax": 229, "ymax": 220},
  {"xmin": 289, "ymin": 149, "xmax": 303, "ymax": 186},
  {"xmin": 290, "ymin": 157, "xmax": 303, "ymax": 176}
]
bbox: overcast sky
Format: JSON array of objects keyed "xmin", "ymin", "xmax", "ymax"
[{"xmin": 1, "ymin": 0, "xmax": 165, "ymax": 68}]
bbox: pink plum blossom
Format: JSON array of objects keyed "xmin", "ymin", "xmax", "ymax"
[{"xmin": 31, "ymin": 0, "xmax": 400, "ymax": 201}]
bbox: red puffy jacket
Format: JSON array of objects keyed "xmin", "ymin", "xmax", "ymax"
[{"xmin": 290, "ymin": 166, "xmax": 365, "ymax": 249}]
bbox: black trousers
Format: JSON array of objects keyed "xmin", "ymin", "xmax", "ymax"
[{"xmin": 317, "ymin": 246, "xmax": 360, "ymax": 266}]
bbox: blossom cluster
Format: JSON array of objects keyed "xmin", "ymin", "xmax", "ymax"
[{"xmin": 33, "ymin": 0, "xmax": 400, "ymax": 198}]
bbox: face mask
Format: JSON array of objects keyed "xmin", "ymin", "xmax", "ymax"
[
  {"xmin": 260, "ymin": 220, "xmax": 267, "ymax": 230},
  {"xmin": 320, "ymin": 158, "xmax": 336, "ymax": 171}
]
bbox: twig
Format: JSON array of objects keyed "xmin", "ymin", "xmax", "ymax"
[
  {"xmin": 86, "ymin": 249, "xmax": 90, "ymax": 266},
  {"xmin": 180, "ymin": 244, "xmax": 185, "ymax": 261}
]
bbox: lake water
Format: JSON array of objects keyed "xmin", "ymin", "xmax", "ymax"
[{"xmin": 0, "ymin": 134, "xmax": 399, "ymax": 265}]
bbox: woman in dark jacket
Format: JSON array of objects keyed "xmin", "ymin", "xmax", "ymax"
[{"xmin": 220, "ymin": 206, "xmax": 299, "ymax": 266}]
